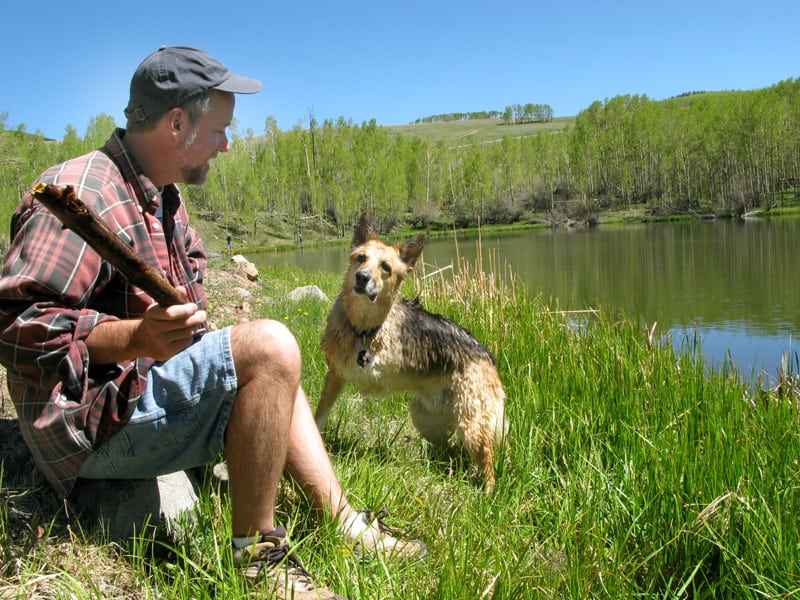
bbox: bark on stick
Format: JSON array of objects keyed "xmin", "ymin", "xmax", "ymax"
[{"xmin": 29, "ymin": 183, "xmax": 186, "ymax": 307}]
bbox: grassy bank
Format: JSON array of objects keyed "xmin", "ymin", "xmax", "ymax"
[{"xmin": 2, "ymin": 256, "xmax": 799, "ymax": 598}]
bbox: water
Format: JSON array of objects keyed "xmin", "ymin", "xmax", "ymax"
[{"xmin": 249, "ymin": 217, "xmax": 800, "ymax": 385}]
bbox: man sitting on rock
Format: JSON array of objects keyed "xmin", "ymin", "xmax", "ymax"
[{"xmin": 0, "ymin": 45, "xmax": 424, "ymax": 600}]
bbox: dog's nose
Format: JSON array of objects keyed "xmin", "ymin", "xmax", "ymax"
[{"xmin": 354, "ymin": 270, "xmax": 370, "ymax": 289}]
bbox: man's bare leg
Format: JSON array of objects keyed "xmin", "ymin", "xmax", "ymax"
[
  {"xmin": 222, "ymin": 318, "xmax": 424, "ymax": 559},
  {"xmin": 225, "ymin": 320, "xmax": 299, "ymax": 536},
  {"xmin": 284, "ymin": 386, "xmax": 356, "ymax": 525}
]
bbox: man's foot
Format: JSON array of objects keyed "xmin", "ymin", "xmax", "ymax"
[
  {"xmin": 233, "ymin": 526, "xmax": 345, "ymax": 599},
  {"xmin": 340, "ymin": 510, "xmax": 427, "ymax": 560}
]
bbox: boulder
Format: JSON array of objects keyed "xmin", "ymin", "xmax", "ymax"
[
  {"xmin": 287, "ymin": 285, "xmax": 330, "ymax": 303},
  {"xmin": 70, "ymin": 470, "xmax": 199, "ymax": 541},
  {"xmin": 230, "ymin": 254, "xmax": 259, "ymax": 281}
]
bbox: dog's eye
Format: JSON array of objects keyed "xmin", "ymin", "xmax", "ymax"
[
  {"xmin": 356, "ymin": 253, "xmax": 366, "ymax": 264},
  {"xmin": 381, "ymin": 261, "xmax": 392, "ymax": 274}
]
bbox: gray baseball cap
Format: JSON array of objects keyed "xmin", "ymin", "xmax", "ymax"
[{"xmin": 124, "ymin": 46, "xmax": 262, "ymax": 122}]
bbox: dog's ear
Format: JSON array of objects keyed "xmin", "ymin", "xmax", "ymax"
[
  {"xmin": 398, "ymin": 234, "xmax": 426, "ymax": 268},
  {"xmin": 352, "ymin": 213, "xmax": 378, "ymax": 248}
]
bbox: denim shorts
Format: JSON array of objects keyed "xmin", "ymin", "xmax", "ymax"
[{"xmin": 78, "ymin": 326, "xmax": 238, "ymax": 480}]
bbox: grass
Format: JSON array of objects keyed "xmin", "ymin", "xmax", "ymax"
[{"xmin": 2, "ymin": 251, "xmax": 800, "ymax": 598}]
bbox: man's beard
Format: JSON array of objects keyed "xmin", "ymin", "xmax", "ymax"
[
  {"xmin": 182, "ymin": 163, "xmax": 209, "ymax": 185},
  {"xmin": 179, "ymin": 129, "xmax": 210, "ymax": 185}
]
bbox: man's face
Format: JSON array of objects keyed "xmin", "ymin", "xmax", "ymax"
[{"xmin": 178, "ymin": 91, "xmax": 235, "ymax": 185}]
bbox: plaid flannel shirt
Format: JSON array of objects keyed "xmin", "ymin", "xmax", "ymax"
[{"xmin": 0, "ymin": 129, "xmax": 208, "ymax": 497}]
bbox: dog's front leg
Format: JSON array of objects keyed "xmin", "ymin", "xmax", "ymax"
[{"xmin": 315, "ymin": 370, "xmax": 346, "ymax": 429}]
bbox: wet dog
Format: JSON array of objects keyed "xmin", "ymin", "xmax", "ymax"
[{"xmin": 315, "ymin": 214, "xmax": 507, "ymax": 490}]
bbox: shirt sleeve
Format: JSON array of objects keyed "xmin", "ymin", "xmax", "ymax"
[{"xmin": 0, "ymin": 196, "xmax": 119, "ymax": 398}]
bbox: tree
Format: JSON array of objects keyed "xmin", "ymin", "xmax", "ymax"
[{"xmin": 83, "ymin": 113, "xmax": 116, "ymax": 148}]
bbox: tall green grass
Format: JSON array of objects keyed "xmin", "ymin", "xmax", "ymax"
[{"xmin": 2, "ymin": 254, "xmax": 799, "ymax": 598}]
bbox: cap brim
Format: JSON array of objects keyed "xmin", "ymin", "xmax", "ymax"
[{"xmin": 214, "ymin": 73, "xmax": 262, "ymax": 94}]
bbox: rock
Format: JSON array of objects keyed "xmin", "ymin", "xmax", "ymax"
[
  {"xmin": 70, "ymin": 470, "xmax": 199, "ymax": 541},
  {"xmin": 230, "ymin": 254, "xmax": 259, "ymax": 281},
  {"xmin": 233, "ymin": 286, "xmax": 252, "ymax": 299},
  {"xmin": 287, "ymin": 285, "xmax": 330, "ymax": 303}
]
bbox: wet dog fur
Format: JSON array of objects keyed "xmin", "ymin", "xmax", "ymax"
[{"xmin": 315, "ymin": 214, "xmax": 508, "ymax": 490}]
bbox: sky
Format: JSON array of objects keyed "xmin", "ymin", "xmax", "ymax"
[{"xmin": 2, "ymin": 1, "xmax": 798, "ymax": 141}]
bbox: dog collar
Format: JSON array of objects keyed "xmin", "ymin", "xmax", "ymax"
[{"xmin": 353, "ymin": 325, "xmax": 381, "ymax": 368}]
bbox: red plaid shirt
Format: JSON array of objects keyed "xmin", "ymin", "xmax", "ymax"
[{"xmin": 0, "ymin": 129, "xmax": 208, "ymax": 497}]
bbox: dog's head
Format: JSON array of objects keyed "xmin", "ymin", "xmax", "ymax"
[{"xmin": 344, "ymin": 213, "xmax": 425, "ymax": 304}]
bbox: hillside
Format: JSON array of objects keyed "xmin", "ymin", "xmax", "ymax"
[
  {"xmin": 383, "ymin": 116, "xmax": 574, "ymax": 145},
  {"xmin": 4, "ymin": 84, "xmax": 798, "ymax": 259}
]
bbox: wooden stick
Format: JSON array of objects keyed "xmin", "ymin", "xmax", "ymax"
[{"xmin": 29, "ymin": 183, "xmax": 186, "ymax": 307}]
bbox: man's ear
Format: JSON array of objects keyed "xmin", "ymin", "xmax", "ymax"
[{"xmin": 168, "ymin": 107, "xmax": 184, "ymax": 134}]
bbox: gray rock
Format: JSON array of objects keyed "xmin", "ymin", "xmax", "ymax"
[
  {"xmin": 71, "ymin": 470, "xmax": 199, "ymax": 541},
  {"xmin": 287, "ymin": 285, "xmax": 330, "ymax": 303}
]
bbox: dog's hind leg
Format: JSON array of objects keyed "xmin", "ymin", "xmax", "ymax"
[
  {"xmin": 315, "ymin": 371, "xmax": 345, "ymax": 429},
  {"xmin": 460, "ymin": 422, "xmax": 497, "ymax": 492},
  {"xmin": 454, "ymin": 366, "xmax": 507, "ymax": 492}
]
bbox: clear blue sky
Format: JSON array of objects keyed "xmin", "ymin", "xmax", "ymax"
[{"xmin": 3, "ymin": 0, "xmax": 798, "ymax": 140}]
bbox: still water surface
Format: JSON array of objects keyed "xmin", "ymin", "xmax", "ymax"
[{"xmin": 249, "ymin": 218, "xmax": 800, "ymax": 385}]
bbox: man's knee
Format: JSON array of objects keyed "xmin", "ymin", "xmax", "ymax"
[{"xmin": 231, "ymin": 319, "xmax": 302, "ymax": 384}]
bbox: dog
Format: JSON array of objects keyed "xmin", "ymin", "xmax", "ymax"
[{"xmin": 315, "ymin": 214, "xmax": 508, "ymax": 490}]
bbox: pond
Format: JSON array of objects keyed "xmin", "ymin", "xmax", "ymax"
[{"xmin": 249, "ymin": 217, "xmax": 800, "ymax": 386}]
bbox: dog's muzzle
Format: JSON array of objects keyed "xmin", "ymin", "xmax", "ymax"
[{"xmin": 353, "ymin": 270, "xmax": 379, "ymax": 301}]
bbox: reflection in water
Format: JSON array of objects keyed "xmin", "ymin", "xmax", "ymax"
[
  {"xmin": 249, "ymin": 218, "xmax": 800, "ymax": 384},
  {"xmin": 671, "ymin": 325, "xmax": 799, "ymax": 384}
]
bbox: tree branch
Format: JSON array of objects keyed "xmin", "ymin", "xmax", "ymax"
[{"xmin": 29, "ymin": 183, "xmax": 186, "ymax": 307}]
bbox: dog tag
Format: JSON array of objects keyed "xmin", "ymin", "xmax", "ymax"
[{"xmin": 357, "ymin": 349, "xmax": 372, "ymax": 367}]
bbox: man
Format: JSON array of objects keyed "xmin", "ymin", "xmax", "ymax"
[{"xmin": 0, "ymin": 46, "xmax": 424, "ymax": 599}]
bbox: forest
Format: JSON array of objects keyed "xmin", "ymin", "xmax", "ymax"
[
  {"xmin": 1, "ymin": 78, "xmax": 798, "ymax": 248},
  {"xmin": 411, "ymin": 102, "xmax": 555, "ymax": 124}
]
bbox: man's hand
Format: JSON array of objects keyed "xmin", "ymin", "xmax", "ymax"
[
  {"xmin": 131, "ymin": 300, "xmax": 207, "ymax": 361},
  {"xmin": 85, "ymin": 288, "xmax": 207, "ymax": 364}
]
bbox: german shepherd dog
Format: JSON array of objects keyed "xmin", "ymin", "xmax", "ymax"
[{"xmin": 315, "ymin": 215, "xmax": 508, "ymax": 490}]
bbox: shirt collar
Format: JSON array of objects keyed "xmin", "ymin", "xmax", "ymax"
[{"xmin": 103, "ymin": 128, "xmax": 181, "ymax": 217}]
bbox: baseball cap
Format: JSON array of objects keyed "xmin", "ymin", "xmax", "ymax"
[{"xmin": 124, "ymin": 46, "xmax": 262, "ymax": 122}]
